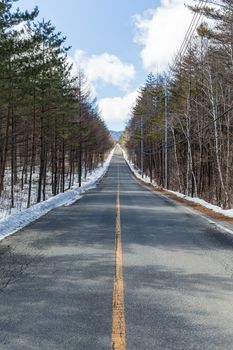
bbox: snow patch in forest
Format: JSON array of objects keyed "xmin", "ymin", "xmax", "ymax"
[
  {"xmin": 0, "ymin": 148, "xmax": 115, "ymax": 241},
  {"xmin": 122, "ymin": 147, "xmax": 233, "ymax": 219},
  {"xmin": 121, "ymin": 148, "xmax": 157, "ymax": 186}
]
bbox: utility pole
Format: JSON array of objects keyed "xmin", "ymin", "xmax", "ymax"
[
  {"xmin": 164, "ymin": 76, "xmax": 168, "ymax": 189},
  {"xmin": 140, "ymin": 115, "xmax": 144, "ymax": 178}
]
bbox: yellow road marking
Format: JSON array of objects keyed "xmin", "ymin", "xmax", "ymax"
[{"xmin": 111, "ymin": 162, "xmax": 126, "ymax": 350}]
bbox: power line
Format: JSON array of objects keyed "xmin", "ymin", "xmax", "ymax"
[
  {"xmin": 132, "ymin": 0, "xmax": 207, "ymax": 109},
  {"xmin": 169, "ymin": 0, "xmax": 207, "ymax": 77},
  {"xmin": 130, "ymin": 0, "xmax": 210, "ymax": 168}
]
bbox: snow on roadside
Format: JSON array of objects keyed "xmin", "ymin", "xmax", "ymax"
[
  {"xmin": 121, "ymin": 146, "xmax": 233, "ymax": 218},
  {"xmin": 121, "ymin": 147, "xmax": 157, "ymax": 185},
  {"xmin": 0, "ymin": 148, "xmax": 115, "ymax": 241},
  {"xmin": 166, "ymin": 190, "xmax": 233, "ymax": 218}
]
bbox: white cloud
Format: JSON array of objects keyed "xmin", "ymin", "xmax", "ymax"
[
  {"xmin": 12, "ymin": 23, "xmax": 31, "ymax": 39},
  {"xmin": 67, "ymin": 54, "xmax": 138, "ymax": 130},
  {"xmin": 66, "ymin": 56, "xmax": 78, "ymax": 79},
  {"xmin": 67, "ymin": 55, "xmax": 97, "ymax": 97},
  {"xmin": 133, "ymin": 0, "xmax": 195, "ymax": 72},
  {"xmin": 98, "ymin": 91, "xmax": 139, "ymax": 130},
  {"xmin": 74, "ymin": 50, "xmax": 136, "ymax": 91}
]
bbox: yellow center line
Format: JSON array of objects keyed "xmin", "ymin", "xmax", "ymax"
[{"xmin": 111, "ymin": 161, "xmax": 126, "ymax": 350}]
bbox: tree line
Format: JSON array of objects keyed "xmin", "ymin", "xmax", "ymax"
[
  {"xmin": 0, "ymin": 0, "xmax": 113, "ymax": 213},
  {"xmin": 125, "ymin": 0, "xmax": 233, "ymax": 208}
]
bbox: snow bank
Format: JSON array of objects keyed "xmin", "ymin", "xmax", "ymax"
[
  {"xmin": 0, "ymin": 148, "xmax": 115, "ymax": 241},
  {"xmin": 121, "ymin": 147, "xmax": 157, "ymax": 185},
  {"xmin": 167, "ymin": 190, "xmax": 233, "ymax": 218},
  {"xmin": 121, "ymin": 147, "xmax": 233, "ymax": 219}
]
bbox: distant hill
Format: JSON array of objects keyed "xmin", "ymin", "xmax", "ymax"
[{"xmin": 110, "ymin": 130, "xmax": 123, "ymax": 142}]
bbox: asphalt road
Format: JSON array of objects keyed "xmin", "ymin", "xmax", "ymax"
[{"xmin": 0, "ymin": 147, "xmax": 233, "ymax": 349}]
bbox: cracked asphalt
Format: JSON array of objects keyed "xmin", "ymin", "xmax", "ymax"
[{"xmin": 0, "ymin": 148, "xmax": 233, "ymax": 349}]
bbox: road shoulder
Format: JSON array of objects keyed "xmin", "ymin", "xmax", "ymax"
[{"xmin": 125, "ymin": 160, "xmax": 233, "ymax": 238}]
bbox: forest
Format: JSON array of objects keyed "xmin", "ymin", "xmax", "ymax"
[
  {"xmin": 0, "ymin": 0, "xmax": 113, "ymax": 217},
  {"xmin": 125, "ymin": 0, "xmax": 233, "ymax": 209}
]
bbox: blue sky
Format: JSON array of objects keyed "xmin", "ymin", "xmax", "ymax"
[{"xmin": 16, "ymin": 0, "xmax": 193, "ymax": 130}]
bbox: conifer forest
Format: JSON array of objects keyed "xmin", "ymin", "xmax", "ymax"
[{"xmin": 0, "ymin": 0, "xmax": 113, "ymax": 216}]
